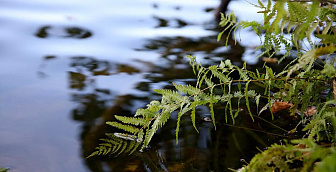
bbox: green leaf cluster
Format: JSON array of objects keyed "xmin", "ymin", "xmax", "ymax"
[
  {"xmin": 239, "ymin": 139, "xmax": 336, "ymax": 172},
  {"xmin": 87, "ymin": 133, "xmax": 142, "ymax": 158},
  {"xmin": 0, "ymin": 167, "xmax": 9, "ymax": 172},
  {"xmin": 91, "ymin": 1, "xmax": 336, "ymax": 170},
  {"xmin": 216, "ymin": 0, "xmax": 336, "ymax": 171},
  {"xmin": 218, "ymin": 0, "xmax": 336, "ymax": 61}
]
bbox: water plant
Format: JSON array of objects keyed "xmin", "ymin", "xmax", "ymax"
[
  {"xmin": 0, "ymin": 167, "xmax": 9, "ymax": 172},
  {"xmin": 89, "ymin": 0, "xmax": 336, "ymax": 170}
]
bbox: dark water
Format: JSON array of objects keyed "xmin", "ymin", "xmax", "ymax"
[{"xmin": 0, "ymin": 0, "xmax": 293, "ymax": 171}]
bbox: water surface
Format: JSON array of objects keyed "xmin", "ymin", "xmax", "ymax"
[{"xmin": 0, "ymin": 0, "xmax": 285, "ymax": 171}]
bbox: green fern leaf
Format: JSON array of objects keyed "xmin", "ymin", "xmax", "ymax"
[
  {"xmin": 143, "ymin": 112, "xmax": 170, "ymax": 148},
  {"xmin": 235, "ymin": 67, "xmax": 249, "ymax": 80},
  {"xmin": 129, "ymin": 142, "xmax": 141, "ymax": 155},
  {"xmin": 269, "ymin": 1, "xmax": 285, "ymax": 34},
  {"xmin": 123, "ymin": 141, "xmax": 135, "ymax": 154},
  {"xmin": 286, "ymin": 21, "xmax": 296, "ymax": 33},
  {"xmin": 321, "ymin": 63, "xmax": 336, "ymax": 78},
  {"xmin": 112, "ymin": 141, "xmax": 123, "ymax": 153},
  {"xmin": 245, "ymin": 81, "xmax": 254, "ymax": 122},
  {"xmin": 107, "ymin": 122, "xmax": 140, "ymax": 134},
  {"xmin": 255, "ymin": 94, "xmax": 261, "ymax": 110},
  {"xmin": 322, "ymin": 21, "xmax": 332, "ymax": 35},
  {"xmin": 316, "ymin": 34, "xmax": 336, "ymax": 44},
  {"xmin": 301, "ymin": 82, "xmax": 314, "ymax": 114},
  {"xmin": 228, "ymin": 81, "xmax": 234, "ymax": 123},
  {"xmin": 176, "ymin": 103, "xmax": 191, "ymax": 144},
  {"xmin": 115, "ymin": 115, "xmax": 147, "ymax": 126},
  {"xmin": 287, "ymin": 49, "xmax": 316, "ymax": 78},
  {"xmin": 210, "ymin": 66, "xmax": 230, "ymax": 83},
  {"xmin": 205, "ymin": 77, "xmax": 214, "ymax": 88},
  {"xmin": 173, "ymin": 83, "xmax": 201, "ymax": 95},
  {"xmin": 190, "ymin": 102, "xmax": 199, "ymax": 133},
  {"xmin": 135, "ymin": 108, "xmax": 156, "ymax": 118},
  {"xmin": 197, "ymin": 67, "xmax": 209, "ymax": 88},
  {"xmin": 209, "ymin": 102, "xmax": 216, "ymax": 130},
  {"xmin": 154, "ymin": 89, "xmax": 184, "ymax": 102},
  {"xmin": 234, "ymin": 91, "xmax": 244, "ymax": 99},
  {"xmin": 287, "ymin": 2, "xmax": 307, "ymax": 22}
]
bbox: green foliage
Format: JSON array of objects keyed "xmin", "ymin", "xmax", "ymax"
[
  {"xmin": 87, "ymin": 133, "xmax": 141, "ymax": 158},
  {"xmin": 314, "ymin": 151, "xmax": 336, "ymax": 172},
  {"xmin": 218, "ymin": 0, "xmax": 336, "ymax": 61},
  {"xmin": 239, "ymin": 139, "xmax": 336, "ymax": 172},
  {"xmin": 91, "ymin": 2, "xmax": 336, "ymax": 171},
  {"xmin": 0, "ymin": 167, "xmax": 9, "ymax": 172},
  {"xmin": 217, "ymin": 0, "xmax": 336, "ymax": 171},
  {"xmin": 303, "ymin": 100, "xmax": 336, "ymax": 142}
]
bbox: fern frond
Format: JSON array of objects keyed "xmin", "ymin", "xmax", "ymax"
[
  {"xmin": 190, "ymin": 101, "xmax": 199, "ymax": 133},
  {"xmin": 129, "ymin": 142, "xmax": 141, "ymax": 155},
  {"xmin": 245, "ymin": 81, "xmax": 254, "ymax": 122},
  {"xmin": 87, "ymin": 134, "xmax": 135, "ymax": 158},
  {"xmin": 173, "ymin": 83, "xmax": 201, "ymax": 95},
  {"xmin": 91, "ymin": 0, "xmax": 336, "ymax": 162},
  {"xmin": 142, "ymin": 112, "xmax": 170, "ymax": 149},
  {"xmin": 205, "ymin": 77, "xmax": 214, "ymax": 88},
  {"xmin": 135, "ymin": 108, "xmax": 156, "ymax": 118},
  {"xmin": 269, "ymin": 1, "xmax": 286, "ymax": 34},
  {"xmin": 235, "ymin": 67, "xmax": 249, "ymax": 80},
  {"xmin": 319, "ymin": 4, "xmax": 336, "ymax": 21},
  {"xmin": 115, "ymin": 115, "xmax": 148, "ymax": 126},
  {"xmin": 287, "ymin": 1, "xmax": 308, "ymax": 22},
  {"xmin": 217, "ymin": 11, "xmax": 238, "ymax": 42},
  {"xmin": 255, "ymin": 94, "xmax": 261, "ymax": 110},
  {"xmin": 316, "ymin": 34, "xmax": 336, "ymax": 44},
  {"xmin": 210, "ymin": 66, "xmax": 230, "ymax": 83},
  {"xmin": 154, "ymin": 89, "xmax": 185, "ymax": 103},
  {"xmin": 287, "ymin": 49, "xmax": 316, "ymax": 78},
  {"xmin": 233, "ymin": 91, "xmax": 244, "ymax": 99},
  {"xmin": 135, "ymin": 100, "xmax": 161, "ymax": 118},
  {"xmin": 123, "ymin": 140, "xmax": 136, "ymax": 154},
  {"xmin": 176, "ymin": 102, "xmax": 191, "ymax": 144},
  {"xmin": 209, "ymin": 102, "xmax": 216, "ymax": 129},
  {"xmin": 107, "ymin": 122, "xmax": 140, "ymax": 134}
]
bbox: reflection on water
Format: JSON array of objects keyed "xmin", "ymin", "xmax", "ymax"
[
  {"xmin": 36, "ymin": 26, "xmax": 92, "ymax": 39},
  {"xmin": 0, "ymin": 0, "xmax": 299, "ymax": 171},
  {"xmin": 62, "ymin": 54, "xmax": 294, "ymax": 171}
]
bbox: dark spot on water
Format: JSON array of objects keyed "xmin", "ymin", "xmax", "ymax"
[
  {"xmin": 69, "ymin": 71, "xmax": 87, "ymax": 90},
  {"xmin": 35, "ymin": 25, "xmax": 92, "ymax": 39},
  {"xmin": 44, "ymin": 55, "xmax": 56, "ymax": 60},
  {"xmin": 205, "ymin": 7, "xmax": 215, "ymax": 12},
  {"xmin": 153, "ymin": 3, "xmax": 159, "ymax": 9},
  {"xmin": 153, "ymin": 16, "xmax": 169, "ymax": 28},
  {"xmin": 35, "ymin": 26, "xmax": 50, "ymax": 38},
  {"xmin": 175, "ymin": 19, "xmax": 188, "ymax": 28}
]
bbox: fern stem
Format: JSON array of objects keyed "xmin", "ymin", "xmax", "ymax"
[
  {"xmin": 252, "ymin": 115, "xmax": 289, "ymax": 132},
  {"xmin": 218, "ymin": 123, "xmax": 288, "ymax": 138},
  {"xmin": 195, "ymin": 77, "xmax": 328, "ymax": 97}
]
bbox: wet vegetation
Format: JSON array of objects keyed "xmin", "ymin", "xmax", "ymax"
[
  {"xmin": 1, "ymin": 0, "xmax": 335, "ymax": 172},
  {"xmin": 89, "ymin": 0, "xmax": 336, "ymax": 171}
]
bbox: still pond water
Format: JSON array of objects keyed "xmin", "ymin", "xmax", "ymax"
[{"xmin": 0, "ymin": 0, "xmax": 289, "ymax": 171}]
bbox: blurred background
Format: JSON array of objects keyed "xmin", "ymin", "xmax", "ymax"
[{"xmin": 0, "ymin": 0, "xmax": 289, "ymax": 171}]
